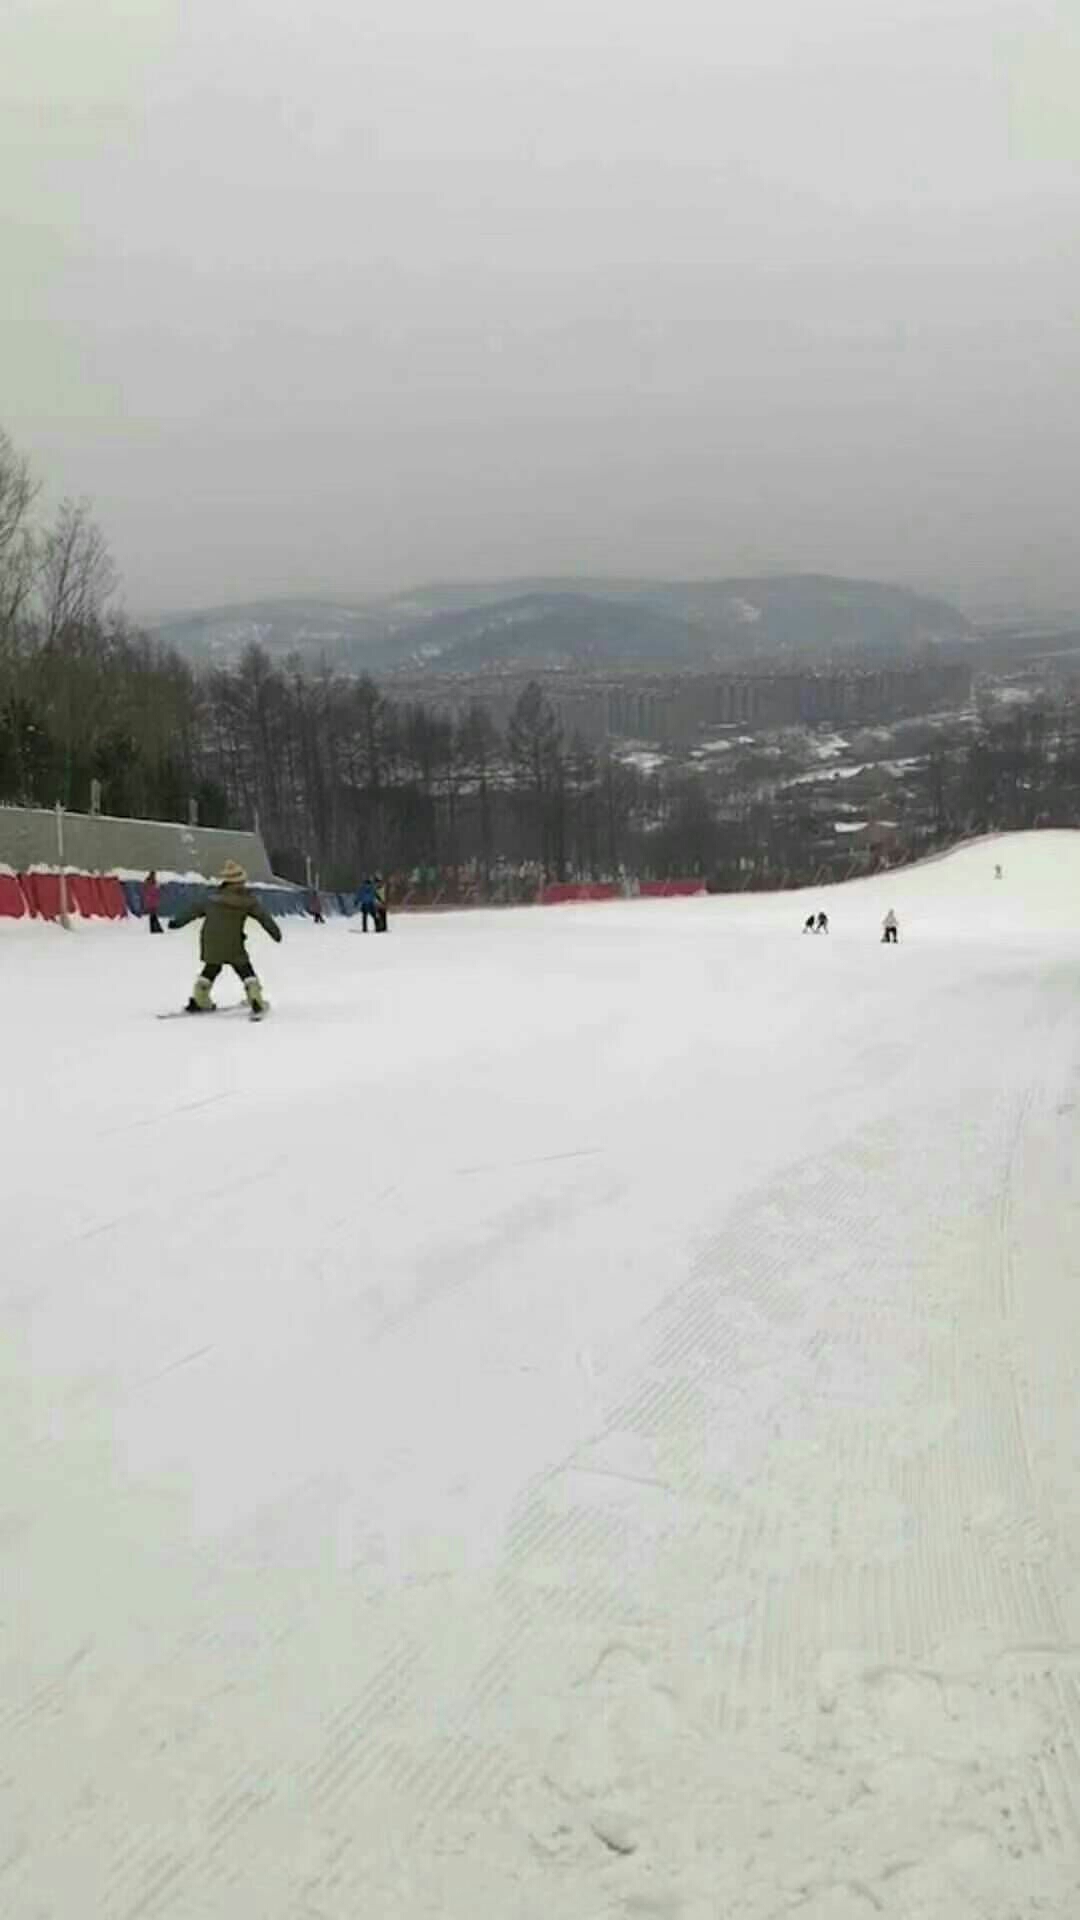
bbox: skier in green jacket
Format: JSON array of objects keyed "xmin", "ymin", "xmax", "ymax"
[{"xmin": 170, "ymin": 860, "xmax": 282, "ymax": 1015}]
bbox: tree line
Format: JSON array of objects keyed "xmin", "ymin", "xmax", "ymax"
[
  {"xmin": 195, "ymin": 651, "xmax": 723, "ymax": 888},
  {"xmin": 186, "ymin": 657, "xmax": 1080, "ymax": 897},
  {"xmin": 5, "ymin": 427, "xmax": 1080, "ymax": 894},
  {"xmin": 0, "ymin": 431, "xmax": 220, "ymax": 827},
  {"xmin": 0, "ymin": 427, "xmax": 740, "ymax": 887}
]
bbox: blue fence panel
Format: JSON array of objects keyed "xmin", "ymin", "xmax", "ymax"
[
  {"xmin": 252, "ymin": 885, "xmax": 308, "ymax": 917},
  {"xmin": 126, "ymin": 878, "xmax": 317, "ymax": 923},
  {"xmin": 159, "ymin": 879, "xmax": 208, "ymax": 920}
]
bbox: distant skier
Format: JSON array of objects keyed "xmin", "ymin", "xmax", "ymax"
[
  {"xmin": 309, "ymin": 888, "xmax": 325, "ymax": 924},
  {"xmin": 994, "ymin": 863, "xmax": 1003, "ymax": 880},
  {"xmin": 803, "ymin": 913, "xmax": 816, "ymax": 934},
  {"xmin": 882, "ymin": 908, "xmax": 899, "ymax": 945},
  {"xmin": 816, "ymin": 911, "xmax": 829, "ymax": 934},
  {"xmin": 356, "ymin": 876, "xmax": 377, "ymax": 932},
  {"xmin": 170, "ymin": 860, "xmax": 282, "ymax": 1015},
  {"xmin": 373, "ymin": 874, "xmax": 388, "ymax": 933},
  {"xmin": 143, "ymin": 870, "xmax": 163, "ymax": 935}
]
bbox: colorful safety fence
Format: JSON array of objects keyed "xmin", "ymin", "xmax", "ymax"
[
  {"xmin": 1, "ymin": 871, "xmax": 707, "ymax": 921},
  {"xmin": 0, "ymin": 873, "xmax": 348, "ymax": 922},
  {"xmin": 539, "ymin": 879, "xmax": 706, "ymax": 904}
]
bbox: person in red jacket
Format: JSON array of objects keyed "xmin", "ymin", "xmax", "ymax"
[{"xmin": 143, "ymin": 871, "xmax": 163, "ymax": 934}]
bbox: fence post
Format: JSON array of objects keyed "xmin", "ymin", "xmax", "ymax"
[{"xmin": 55, "ymin": 801, "xmax": 71, "ymax": 929}]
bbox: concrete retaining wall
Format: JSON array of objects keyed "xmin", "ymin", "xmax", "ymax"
[{"xmin": 0, "ymin": 806, "xmax": 272, "ymax": 881}]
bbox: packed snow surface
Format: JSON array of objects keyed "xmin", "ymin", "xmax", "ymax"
[{"xmin": 4, "ymin": 832, "xmax": 1080, "ymax": 1918}]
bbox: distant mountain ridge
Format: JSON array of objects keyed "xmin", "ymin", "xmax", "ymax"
[{"xmin": 150, "ymin": 574, "xmax": 974, "ymax": 674}]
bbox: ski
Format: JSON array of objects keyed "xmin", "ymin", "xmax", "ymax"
[{"xmin": 155, "ymin": 1005, "xmax": 251, "ymax": 1022}]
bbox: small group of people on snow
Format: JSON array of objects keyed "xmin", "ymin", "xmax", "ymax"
[
  {"xmin": 161, "ymin": 860, "xmax": 909, "ymax": 1021},
  {"xmin": 355, "ymin": 875, "xmax": 388, "ymax": 933},
  {"xmin": 801, "ymin": 906, "xmax": 901, "ymax": 942},
  {"xmin": 306, "ymin": 878, "xmax": 387, "ymax": 928}
]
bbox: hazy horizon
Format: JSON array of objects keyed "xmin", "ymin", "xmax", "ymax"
[{"xmin": 3, "ymin": 1, "xmax": 1078, "ymax": 617}]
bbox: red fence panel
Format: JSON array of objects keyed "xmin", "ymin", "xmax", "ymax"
[
  {"xmin": 67, "ymin": 874, "xmax": 99, "ymax": 917},
  {"xmin": 19, "ymin": 872, "xmax": 64, "ymax": 919},
  {"xmin": 0, "ymin": 873, "xmax": 27, "ymax": 918},
  {"xmin": 98, "ymin": 876, "xmax": 128, "ymax": 919},
  {"xmin": 639, "ymin": 879, "xmax": 707, "ymax": 898},
  {"xmin": 67, "ymin": 873, "xmax": 127, "ymax": 918},
  {"xmin": 540, "ymin": 882, "xmax": 620, "ymax": 905},
  {"xmin": 12, "ymin": 871, "xmax": 130, "ymax": 919}
]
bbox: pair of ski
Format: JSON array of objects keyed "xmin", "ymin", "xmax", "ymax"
[{"xmin": 156, "ymin": 1004, "xmax": 268, "ymax": 1023}]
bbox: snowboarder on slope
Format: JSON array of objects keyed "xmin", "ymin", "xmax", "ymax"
[
  {"xmin": 816, "ymin": 911, "xmax": 829, "ymax": 934},
  {"xmin": 143, "ymin": 870, "xmax": 163, "ymax": 935},
  {"xmin": 170, "ymin": 860, "xmax": 282, "ymax": 1014},
  {"xmin": 882, "ymin": 908, "xmax": 899, "ymax": 944},
  {"xmin": 803, "ymin": 913, "xmax": 816, "ymax": 933}
]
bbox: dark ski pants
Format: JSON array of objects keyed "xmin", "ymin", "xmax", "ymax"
[
  {"xmin": 148, "ymin": 914, "xmax": 163, "ymax": 934},
  {"xmin": 883, "ymin": 927, "xmax": 898, "ymax": 944},
  {"xmin": 360, "ymin": 907, "xmax": 375, "ymax": 931},
  {"xmin": 201, "ymin": 957, "xmax": 256, "ymax": 984}
]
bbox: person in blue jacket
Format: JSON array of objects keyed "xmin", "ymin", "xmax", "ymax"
[{"xmin": 356, "ymin": 876, "xmax": 377, "ymax": 932}]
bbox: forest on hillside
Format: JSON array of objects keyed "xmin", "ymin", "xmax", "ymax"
[{"xmin": 4, "ymin": 428, "xmax": 1080, "ymax": 892}]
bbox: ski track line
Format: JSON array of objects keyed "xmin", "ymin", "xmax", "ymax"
[
  {"xmin": 302, "ymin": 1062, "xmax": 990, "ymax": 1854},
  {"xmin": 527, "ymin": 983, "xmax": 1080, "ymax": 1908},
  {"xmin": 364, "ymin": 1166, "xmax": 621, "ymax": 1348}
]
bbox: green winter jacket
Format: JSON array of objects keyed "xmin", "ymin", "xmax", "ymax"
[{"xmin": 172, "ymin": 885, "xmax": 282, "ymax": 965}]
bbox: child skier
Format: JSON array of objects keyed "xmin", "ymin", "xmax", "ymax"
[
  {"xmin": 170, "ymin": 860, "xmax": 282, "ymax": 1015},
  {"xmin": 882, "ymin": 908, "xmax": 899, "ymax": 944}
]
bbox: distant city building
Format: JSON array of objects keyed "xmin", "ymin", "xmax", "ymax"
[{"xmin": 383, "ymin": 661, "xmax": 973, "ymax": 750}]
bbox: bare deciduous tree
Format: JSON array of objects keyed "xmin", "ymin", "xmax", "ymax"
[
  {"xmin": 507, "ymin": 680, "xmax": 563, "ymax": 876},
  {"xmin": 0, "ymin": 429, "xmax": 39, "ymax": 636},
  {"xmin": 38, "ymin": 498, "xmax": 118, "ymax": 645}
]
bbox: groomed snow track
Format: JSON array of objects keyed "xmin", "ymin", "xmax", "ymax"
[{"xmin": 3, "ymin": 830, "xmax": 1080, "ymax": 1917}]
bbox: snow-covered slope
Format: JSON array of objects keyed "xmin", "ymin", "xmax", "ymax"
[{"xmin": 3, "ymin": 832, "xmax": 1080, "ymax": 1918}]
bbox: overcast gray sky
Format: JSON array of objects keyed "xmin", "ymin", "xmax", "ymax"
[{"xmin": 2, "ymin": 0, "xmax": 1078, "ymax": 614}]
